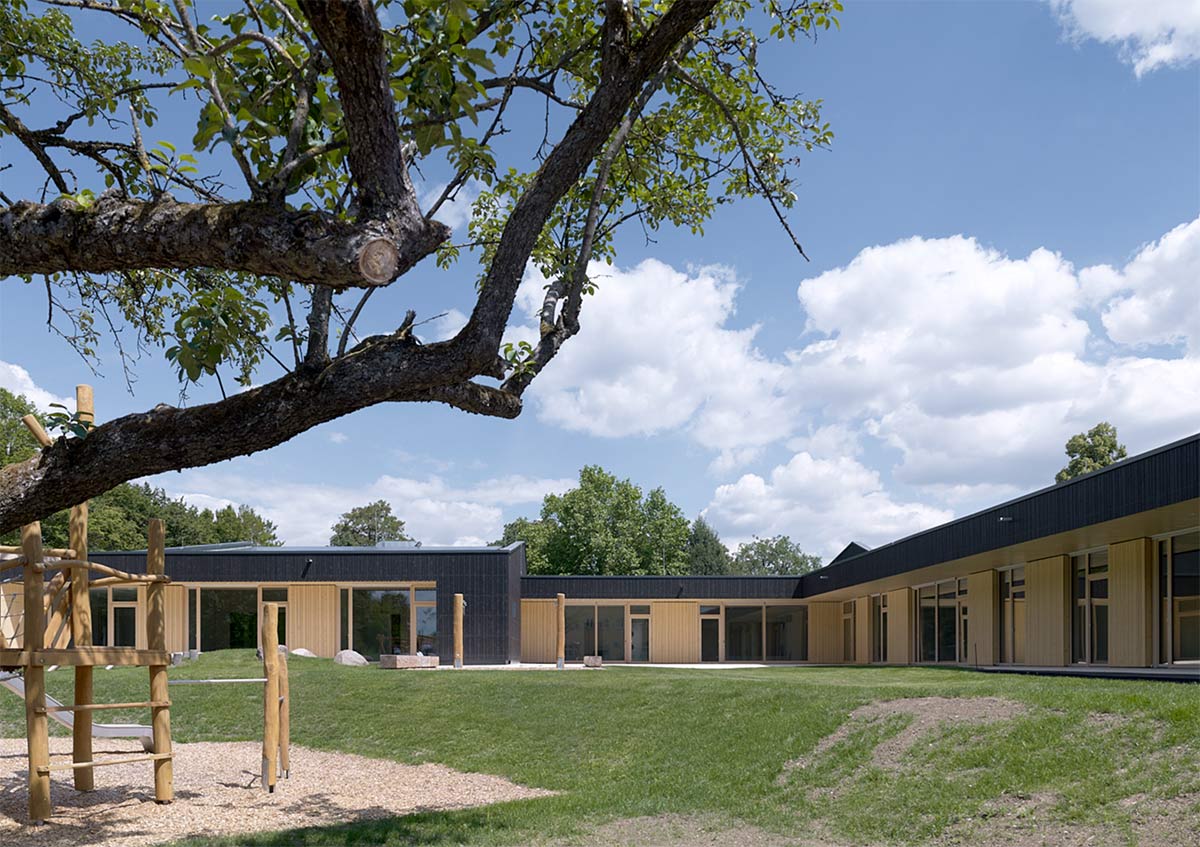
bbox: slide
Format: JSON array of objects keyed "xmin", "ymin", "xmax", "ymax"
[{"xmin": 0, "ymin": 672, "xmax": 153, "ymax": 751}]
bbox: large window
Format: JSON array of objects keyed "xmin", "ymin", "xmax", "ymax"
[
  {"xmin": 917, "ymin": 581, "xmax": 965, "ymax": 663},
  {"xmin": 999, "ymin": 567, "xmax": 1026, "ymax": 664},
  {"xmin": 564, "ymin": 605, "xmax": 594, "ymax": 661},
  {"xmin": 596, "ymin": 605, "xmax": 625, "ymax": 661},
  {"xmin": 1072, "ymin": 551, "xmax": 1109, "ymax": 664},
  {"xmin": 352, "ymin": 588, "xmax": 410, "ymax": 660},
  {"xmin": 89, "ymin": 587, "xmax": 108, "ymax": 647},
  {"xmin": 766, "ymin": 606, "xmax": 807, "ymax": 661},
  {"xmin": 725, "ymin": 606, "xmax": 763, "ymax": 662},
  {"xmin": 870, "ymin": 595, "xmax": 888, "ymax": 663},
  {"xmin": 200, "ymin": 588, "xmax": 258, "ymax": 651},
  {"xmin": 1159, "ymin": 531, "xmax": 1199, "ymax": 665}
]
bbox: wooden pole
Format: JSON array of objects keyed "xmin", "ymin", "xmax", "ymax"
[
  {"xmin": 453, "ymin": 593, "xmax": 464, "ymax": 669},
  {"xmin": 22, "ymin": 522, "xmax": 51, "ymax": 824},
  {"xmin": 261, "ymin": 603, "xmax": 280, "ymax": 793},
  {"xmin": 278, "ymin": 645, "xmax": 290, "ymax": 778},
  {"xmin": 146, "ymin": 519, "xmax": 173, "ymax": 804},
  {"xmin": 70, "ymin": 384, "xmax": 94, "ymax": 791},
  {"xmin": 556, "ymin": 593, "xmax": 566, "ymax": 670}
]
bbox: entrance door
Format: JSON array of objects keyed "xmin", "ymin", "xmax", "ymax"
[
  {"xmin": 630, "ymin": 617, "xmax": 650, "ymax": 662},
  {"xmin": 701, "ymin": 618, "xmax": 720, "ymax": 662}
]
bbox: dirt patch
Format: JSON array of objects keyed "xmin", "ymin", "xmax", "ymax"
[
  {"xmin": 0, "ymin": 737, "xmax": 554, "ymax": 847},
  {"xmin": 546, "ymin": 813, "xmax": 841, "ymax": 846},
  {"xmin": 780, "ymin": 696, "xmax": 1027, "ymax": 782}
]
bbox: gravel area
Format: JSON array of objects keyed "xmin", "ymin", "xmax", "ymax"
[{"xmin": 0, "ymin": 737, "xmax": 554, "ymax": 846}]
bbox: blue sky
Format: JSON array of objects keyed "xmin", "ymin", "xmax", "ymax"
[{"xmin": 1, "ymin": 1, "xmax": 1197, "ymax": 554}]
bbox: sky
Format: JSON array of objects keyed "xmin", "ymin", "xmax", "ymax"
[{"xmin": 1, "ymin": 0, "xmax": 1198, "ymax": 556}]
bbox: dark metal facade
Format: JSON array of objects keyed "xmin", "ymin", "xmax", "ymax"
[
  {"xmin": 96, "ymin": 546, "xmax": 525, "ymax": 664},
  {"xmin": 521, "ymin": 575, "xmax": 803, "ymax": 599},
  {"xmin": 800, "ymin": 433, "xmax": 1200, "ymax": 596}
]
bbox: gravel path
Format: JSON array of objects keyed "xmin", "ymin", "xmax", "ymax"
[{"xmin": 0, "ymin": 737, "xmax": 554, "ymax": 846}]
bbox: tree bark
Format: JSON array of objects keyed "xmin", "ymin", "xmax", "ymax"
[{"xmin": 0, "ymin": 194, "xmax": 448, "ymax": 289}]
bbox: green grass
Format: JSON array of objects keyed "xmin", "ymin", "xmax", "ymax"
[{"xmin": 2, "ymin": 652, "xmax": 1197, "ymax": 845}]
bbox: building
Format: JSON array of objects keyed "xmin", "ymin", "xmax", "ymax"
[{"xmin": 76, "ymin": 433, "xmax": 1198, "ymax": 674}]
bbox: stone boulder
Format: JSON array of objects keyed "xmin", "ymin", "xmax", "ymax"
[
  {"xmin": 333, "ymin": 649, "xmax": 369, "ymax": 666},
  {"xmin": 291, "ymin": 647, "xmax": 318, "ymax": 658},
  {"xmin": 583, "ymin": 655, "xmax": 603, "ymax": 668},
  {"xmin": 380, "ymin": 654, "xmax": 439, "ymax": 669}
]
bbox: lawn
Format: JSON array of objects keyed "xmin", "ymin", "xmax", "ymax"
[{"xmin": 2, "ymin": 652, "xmax": 1197, "ymax": 845}]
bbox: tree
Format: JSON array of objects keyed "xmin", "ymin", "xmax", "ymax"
[
  {"xmin": 687, "ymin": 516, "xmax": 732, "ymax": 575},
  {"xmin": 2, "ymin": 388, "xmax": 281, "ymax": 547},
  {"xmin": 0, "ymin": 0, "xmax": 841, "ymax": 535},
  {"xmin": 329, "ymin": 500, "xmax": 411, "ymax": 547},
  {"xmin": 733, "ymin": 535, "xmax": 821, "ymax": 575},
  {"xmin": 493, "ymin": 517, "xmax": 555, "ymax": 573},
  {"xmin": 1056, "ymin": 422, "xmax": 1128, "ymax": 483},
  {"xmin": 497, "ymin": 465, "xmax": 689, "ymax": 575}
]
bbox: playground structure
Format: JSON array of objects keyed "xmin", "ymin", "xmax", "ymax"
[{"xmin": 0, "ymin": 385, "xmax": 289, "ymax": 824}]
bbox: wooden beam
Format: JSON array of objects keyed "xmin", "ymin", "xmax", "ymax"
[
  {"xmin": 0, "ymin": 647, "xmax": 171, "ymax": 666},
  {"xmin": 146, "ymin": 518, "xmax": 173, "ymax": 804},
  {"xmin": 37, "ymin": 752, "xmax": 171, "ymax": 773},
  {"xmin": 556, "ymin": 593, "xmax": 566, "ymax": 670},
  {"xmin": 261, "ymin": 603, "xmax": 280, "ymax": 794},
  {"xmin": 71, "ymin": 383, "xmax": 95, "ymax": 791},
  {"xmin": 22, "ymin": 522, "xmax": 51, "ymax": 823},
  {"xmin": 21, "ymin": 414, "xmax": 52, "ymax": 448},
  {"xmin": 43, "ymin": 700, "xmax": 169, "ymax": 713}
]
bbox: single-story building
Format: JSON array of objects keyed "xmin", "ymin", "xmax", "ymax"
[{"xmin": 84, "ymin": 432, "xmax": 1198, "ymax": 674}]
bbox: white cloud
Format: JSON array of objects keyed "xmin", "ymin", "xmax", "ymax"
[
  {"xmin": 418, "ymin": 308, "xmax": 468, "ymax": 344},
  {"xmin": 514, "ymin": 259, "xmax": 792, "ymax": 470},
  {"xmin": 164, "ymin": 470, "xmax": 574, "ymax": 547},
  {"xmin": 1051, "ymin": 0, "xmax": 1200, "ymax": 75},
  {"xmin": 327, "ymin": 431, "xmax": 349, "ymax": 444},
  {"xmin": 0, "ymin": 361, "xmax": 73, "ymax": 411},
  {"xmin": 705, "ymin": 452, "xmax": 953, "ymax": 560},
  {"xmin": 1080, "ymin": 218, "xmax": 1200, "ymax": 353},
  {"xmin": 420, "ymin": 179, "xmax": 482, "ymax": 231}
]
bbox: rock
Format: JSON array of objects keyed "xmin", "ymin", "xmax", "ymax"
[
  {"xmin": 584, "ymin": 655, "xmax": 603, "ymax": 668},
  {"xmin": 170, "ymin": 652, "xmax": 186, "ymax": 666},
  {"xmin": 291, "ymin": 647, "xmax": 318, "ymax": 658},
  {"xmin": 333, "ymin": 649, "xmax": 369, "ymax": 666},
  {"xmin": 380, "ymin": 654, "xmax": 438, "ymax": 669}
]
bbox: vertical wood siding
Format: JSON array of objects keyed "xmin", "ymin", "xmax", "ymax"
[
  {"xmin": 1109, "ymin": 538, "xmax": 1153, "ymax": 667},
  {"xmin": 1025, "ymin": 555, "xmax": 1070, "ymax": 666},
  {"xmin": 288, "ymin": 584, "xmax": 339, "ymax": 657},
  {"xmin": 886, "ymin": 588, "xmax": 912, "ymax": 664},
  {"xmin": 520, "ymin": 600, "xmax": 557, "ymax": 663},
  {"xmin": 854, "ymin": 596, "xmax": 871, "ymax": 664},
  {"xmin": 808, "ymin": 602, "xmax": 841, "ymax": 663},
  {"xmin": 164, "ymin": 585, "xmax": 188, "ymax": 653},
  {"xmin": 650, "ymin": 601, "xmax": 699, "ymax": 663},
  {"xmin": 966, "ymin": 570, "xmax": 997, "ymax": 666}
]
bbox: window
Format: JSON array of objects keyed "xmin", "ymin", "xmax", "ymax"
[
  {"xmin": 766, "ymin": 606, "xmax": 807, "ymax": 661},
  {"xmin": 414, "ymin": 589, "xmax": 437, "ymax": 655},
  {"xmin": 596, "ymin": 605, "xmax": 625, "ymax": 661},
  {"xmin": 187, "ymin": 588, "xmax": 197, "ymax": 651},
  {"xmin": 918, "ymin": 582, "xmax": 964, "ymax": 663},
  {"xmin": 726, "ymin": 606, "xmax": 763, "ymax": 662},
  {"xmin": 1158, "ymin": 531, "xmax": 1200, "ymax": 665},
  {"xmin": 1072, "ymin": 551, "xmax": 1109, "ymax": 664},
  {"xmin": 870, "ymin": 595, "xmax": 887, "ymax": 663},
  {"xmin": 352, "ymin": 588, "xmax": 411, "ymax": 660},
  {"xmin": 200, "ymin": 588, "xmax": 258, "ymax": 651},
  {"xmin": 999, "ymin": 567, "xmax": 1026, "ymax": 664},
  {"xmin": 89, "ymin": 587, "xmax": 108, "ymax": 647},
  {"xmin": 340, "ymin": 589, "xmax": 349, "ymax": 652},
  {"xmin": 564, "ymin": 605, "xmax": 594, "ymax": 661},
  {"xmin": 918, "ymin": 586, "xmax": 936, "ymax": 662},
  {"xmin": 841, "ymin": 601, "xmax": 855, "ymax": 662}
]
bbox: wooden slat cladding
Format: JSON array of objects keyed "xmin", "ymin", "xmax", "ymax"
[
  {"xmin": 886, "ymin": 588, "xmax": 912, "ymax": 664},
  {"xmin": 520, "ymin": 600, "xmax": 557, "ymax": 663},
  {"xmin": 1109, "ymin": 538, "xmax": 1153, "ymax": 667},
  {"xmin": 650, "ymin": 602, "xmax": 699, "ymax": 663},
  {"xmin": 1025, "ymin": 555, "xmax": 1070, "ymax": 666},
  {"xmin": 808, "ymin": 602, "xmax": 841, "ymax": 663},
  {"xmin": 966, "ymin": 570, "xmax": 997, "ymax": 667},
  {"xmin": 164, "ymin": 585, "xmax": 188, "ymax": 654},
  {"xmin": 854, "ymin": 597, "xmax": 870, "ymax": 664},
  {"xmin": 289, "ymin": 584, "xmax": 339, "ymax": 657},
  {"xmin": 802, "ymin": 435, "xmax": 1198, "ymax": 595}
]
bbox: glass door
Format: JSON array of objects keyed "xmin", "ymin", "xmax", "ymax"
[
  {"xmin": 630, "ymin": 616, "xmax": 650, "ymax": 662},
  {"xmin": 700, "ymin": 616, "xmax": 720, "ymax": 662}
]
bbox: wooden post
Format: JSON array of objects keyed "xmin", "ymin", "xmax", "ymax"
[
  {"xmin": 70, "ymin": 384, "xmax": 94, "ymax": 791},
  {"xmin": 261, "ymin": 603, "xmax": 280, "ymax": 793},
  {"xmin": 146, "ymin": 519, "xmax": 173, "ymax": 804},
  {"xmin": 453, "ymin": 593, "xmax": 464, "ymax": 669},
  {"xmin": 22, "ymin": 522, "xmax": 51, "ymax": 824},
  {"xmin": 278, "ymin": 646, "xmax": 290, "ymax": 779},
  {"xmin": 556, "ymin": 593, "xmax": 566, "ymax": 670}
]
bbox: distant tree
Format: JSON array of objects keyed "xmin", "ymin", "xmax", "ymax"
[
  {"xmin": 733, "ymin": 535, "xmax": 821, "ymax": 575},
  {"xmin": 637, "ymin": 487, "xmax": 691, "ymax": 576},
  {"xmin": 687, "ymin": 516, "xmax": 732, "ymax": 575},
  {"xmin": 1056, "ymin": 422, "xmax": 1128, "ymax": 483},
  {"xmin": 211, "ymin": 504, "xmax": 281, "ymax": 547},
  {"xmin": 1, "ymin": 388, "xmax": 42, "ymax": 466},
  {"xmin": 329, "ymin": 500, "xmax": 411, "ymax": 547},
  {"xmin": 493, "ymin": 517, "xmax": 556, "ymax": 574}
]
